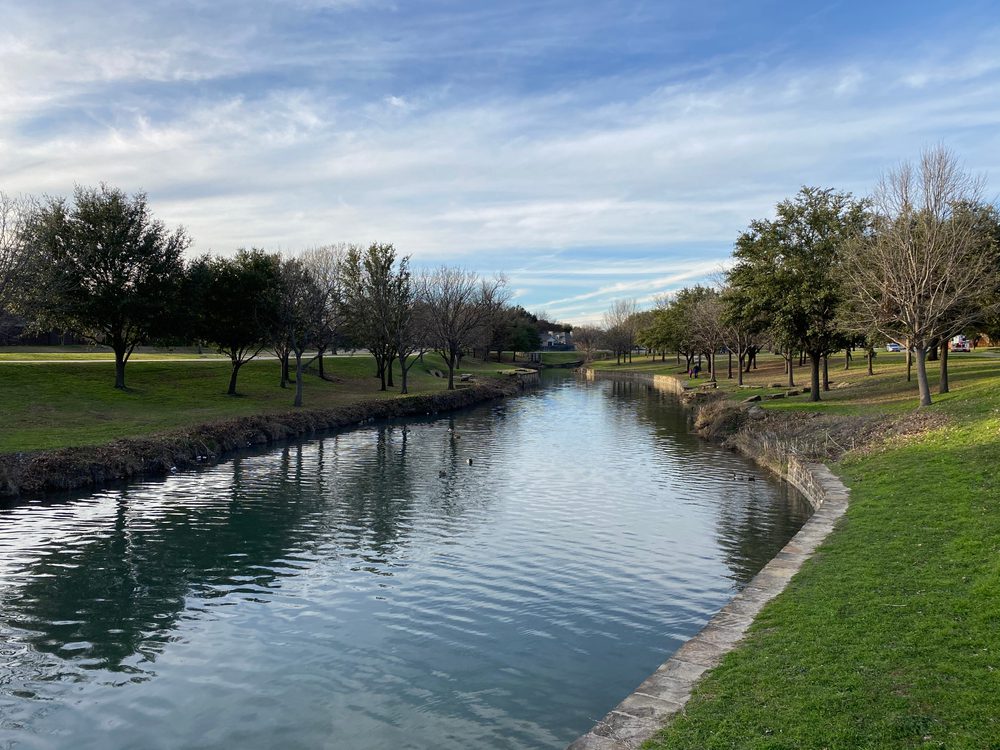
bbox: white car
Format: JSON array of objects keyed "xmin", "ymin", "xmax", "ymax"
[{"xmin": 885, "ymin": 342, "xmax": 902, "ymax": 352}]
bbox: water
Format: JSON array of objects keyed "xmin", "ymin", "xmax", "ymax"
[{"xmin": 0, "ymin": 374, "xmax": 811, "ymax": 749}]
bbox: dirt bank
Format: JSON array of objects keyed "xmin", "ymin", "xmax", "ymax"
[{"xmin": 0, "ymin": 381, "xmax": 521, "ymax": 498}]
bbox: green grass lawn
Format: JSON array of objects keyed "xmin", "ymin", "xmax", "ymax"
[
  {"xmin": 591, "ymin": 350, "xmax": 999, "ymax": 416},
  {"xmin": 538, "ymin": 351, "xmax": 584, "ymax": 365},
  {"xmin": 0, "ymin": 352, "xmax": 510, "ymax": 452},
  {"xmin": 587, "ymin": 353, "xmax": 1000, "ymax": 748},
  {"xmin": 0, "ymin": 344, "xmax": 229, "ymax": 361}
]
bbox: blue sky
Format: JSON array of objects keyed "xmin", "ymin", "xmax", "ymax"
[{"xmin": 2, "ymin": 1, "xmax": 999, "ymax": 323}]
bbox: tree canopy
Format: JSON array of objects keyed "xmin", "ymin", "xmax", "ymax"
[{"xmin": 24, "ymin": 185, "xmax": 189, "ymax": 389}]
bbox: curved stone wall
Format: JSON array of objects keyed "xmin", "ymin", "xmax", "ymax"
[{"xmin": 568, "ymin": 370, "xmax": 850, "ymax": 750}]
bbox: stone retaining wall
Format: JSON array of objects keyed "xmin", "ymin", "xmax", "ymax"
[
  {"xmin": 583, "ymin": 367, "xmax": 687, "ymax": 395},
  {"xmin": 568, "ymin": 370, "xmax": 850, "ymax": 749}
]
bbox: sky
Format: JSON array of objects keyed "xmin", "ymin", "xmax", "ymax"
[{"xmin": 2, "ymin": 1, "xmax": 999, "ymax": 324}]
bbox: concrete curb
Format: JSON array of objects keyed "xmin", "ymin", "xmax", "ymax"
[{"xmin": 568, "ymin": 371, "xmax": 850, "ymax": 750}]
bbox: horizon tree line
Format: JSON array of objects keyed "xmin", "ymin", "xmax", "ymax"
[
  {"xmin": 591, "ymin": 147, "xmax": 1000, "ymax": 407},
  {"xmin": 2, "ymin": 146, "xmax": 997, "ymax": 410},
  {"xmin": 0, "ymin": 184, "xmax": 546, "ymax": 404}
]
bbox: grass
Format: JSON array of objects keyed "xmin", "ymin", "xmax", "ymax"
[
  {"xmin": 0, "ymin": 344, "xmax": 228, "ymax": 361},
  {"xmin": 586, "ymin": 353, "xmax": 1000, "ymax": 748},
  {"xmin": 538, "ymin": 351, "xmax": 584, "ymax": 365},
  {"xmin": 0, "ymin": 352, "xmax": 511, "ymax": 452},
  {"xmin": 590, "ymin": 350, "xmax": 999, "ymax": 416}
]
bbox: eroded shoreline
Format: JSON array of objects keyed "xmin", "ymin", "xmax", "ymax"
[{"xmin": 0, "ymin": 380, "xmax": 523, "ymax": 499}]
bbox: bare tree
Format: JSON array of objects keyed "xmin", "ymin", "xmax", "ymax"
[
  {"xmin": 394, "ymin": 284, "xmax": 429, "ymax": 395},
  {"xmin": 0, "ymin": 193, "xmax": 31, "ymax": 328},
  {"xmin": 573, "ymin": 325, "xmax": 603, "ymax": 361},
  {"xmin": 689, "ymin": 291, "xmax": 726, "ymax": 383},
  {"xmin": 603, "ymin": 298, "xmax": 639, "ymax": 364},
  {"xmin": 845, "ymin": 147, "xmax": 999, "ymax": 406},
  {"xmin": 300, "ymin": 243, "xmax": 349, "ymax": 380},
  {"xmin": 475, "ymin": 273, "xmax": 512, "ymax": 361},
  {"xmin": 419, "ymin": 267, "xmax": 500, "ymax": 389},
  {"xmin": 720, "ymin": 286, "xmax": 763, "ymax": 386},
  {"xmin": 374, "ymin": 250, "xmax": 428, "ymax": 395},
  {"xmin": 276, "ymin": 257, "xmax": 325, "ymax": 407}
]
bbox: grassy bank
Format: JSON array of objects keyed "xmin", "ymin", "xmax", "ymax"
[
  {"xmin": 591, "ymin": 353, "xmax": 1000, "ymax": 748},
  {"xmin": 0, "ymin": 353, "xmax": 509, "ymax": 453}
]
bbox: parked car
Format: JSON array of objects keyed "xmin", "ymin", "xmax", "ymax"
[
  {"xmin": 949, "ymin": 336, "xmax": 971, "ymax": 353},
  {"xmin": 885, "ymin": 342, "xmax": 902, "ymax": 352}
]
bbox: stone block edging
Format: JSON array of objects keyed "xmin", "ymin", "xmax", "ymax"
[{"xmin": 568, "ymin": 370, "xmax": 849, "ymax": 750}]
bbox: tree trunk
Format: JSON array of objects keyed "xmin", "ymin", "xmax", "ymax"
[
  {"xmin": 280, "ymin": 352, "xmax": 290, "ymax": 388},
  {"xmin": 709, "ymin": 351, "xmax": 716, "ymax": 383},
  {"xmin": 293, "ymin": 352, "xmax": 304, "ymax": 407},
  {"xmin": 447, "ymin": 352, "xmax": 456, "ymax": 390},
  {"xmin": 906, "ymin": 343, "xmax": 912, "ymax": 382},
  {"xmin": 786, "ymin": 350, "xmax": 795, "ymax": 388},
  {"xmin": 317, "ymin": 349, "xmax": 325, "ymax": 379},
  {"xmin": 737, "ymin": 353, "xmax": 745, "ymax": 386},
  {"xmin": 387, "ymin": 358, "xmax": 395, "ymax": 388},
  {"xmin": 845, "ymin": 348, "xmax": 851, "ymax": 370},
  {"xmin": 822, "ymin": 354, "xmax": 830, "ymax": 392},
  {"xmin": 915, "ymin": 346, "xmax": 932, "ymax": 406},
  {"xmin": 867, "ymin": 349, "xmax": 874, "ymax": 376},
  {"xmin": 939, "ymin": 340, "xmax": 950, "ymax": 394},
  {"xmin": 399, "ymin": 354, "xmax": 409, "ymax": 394},
  {"xmin": 928, "ymin": 344, "xmax": 939, "ymax": 362},
  {"xmin": 114, "ymin": 347, "xmax": 127, "ymax": 390},
  {"xmin": 727, "ymin": 350, "xmax": 733, "ymax": 379},
  {"xmin": 809, "ymin": 352, "xmax": 821, "ymax": 402},
  {"xmin": 227, "ymin": 359, "xmax": 242, "ymax": 395}
]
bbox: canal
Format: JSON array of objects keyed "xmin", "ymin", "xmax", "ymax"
[{"xmin": 0, "ymin": 373, "xmax": 811, "ymax": 749}]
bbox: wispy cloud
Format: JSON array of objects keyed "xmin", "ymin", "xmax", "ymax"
[{"xmin": 1, "ymin": 2, "xmax": 999, "ymax": 322}]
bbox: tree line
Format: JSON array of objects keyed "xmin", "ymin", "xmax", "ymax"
[
  {"xmin": 585, "ymin": 147, "xmax": 1000, "ymax": 407},
  {"xmin": 0, "ymin": 184, "xmax": 546, "ymax": 404}
]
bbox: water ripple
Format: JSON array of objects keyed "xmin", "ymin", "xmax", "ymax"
[{"xmin": 0, "ymin": 373, "xmax": 810, "ymax": 749}]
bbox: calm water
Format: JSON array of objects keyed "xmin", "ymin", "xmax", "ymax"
[{"xmin": 0, "ymin": 374, "xmax": 810, "ymax": 750}]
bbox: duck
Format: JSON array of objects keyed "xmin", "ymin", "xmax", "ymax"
[
  {"xmin": 438, "ymin": 470, "xmax": 447, "ymax": 478},
  {"xmin": 467, "ymin": 458, "xmax": 473, "ymax": 466}
]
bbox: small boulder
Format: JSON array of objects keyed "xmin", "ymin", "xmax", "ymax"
[
  {"xmin": 742, "ymin": 395, "xmax": 762, "ymax": 403},
  {"xmin": 768, "ymin": 392, "xmax": 786, "ymax": 400}
]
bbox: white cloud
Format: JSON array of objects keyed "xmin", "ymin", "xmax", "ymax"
[{"xmin": 1, "ymin": 7, "xmax": 1000, "ymax": 322}]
